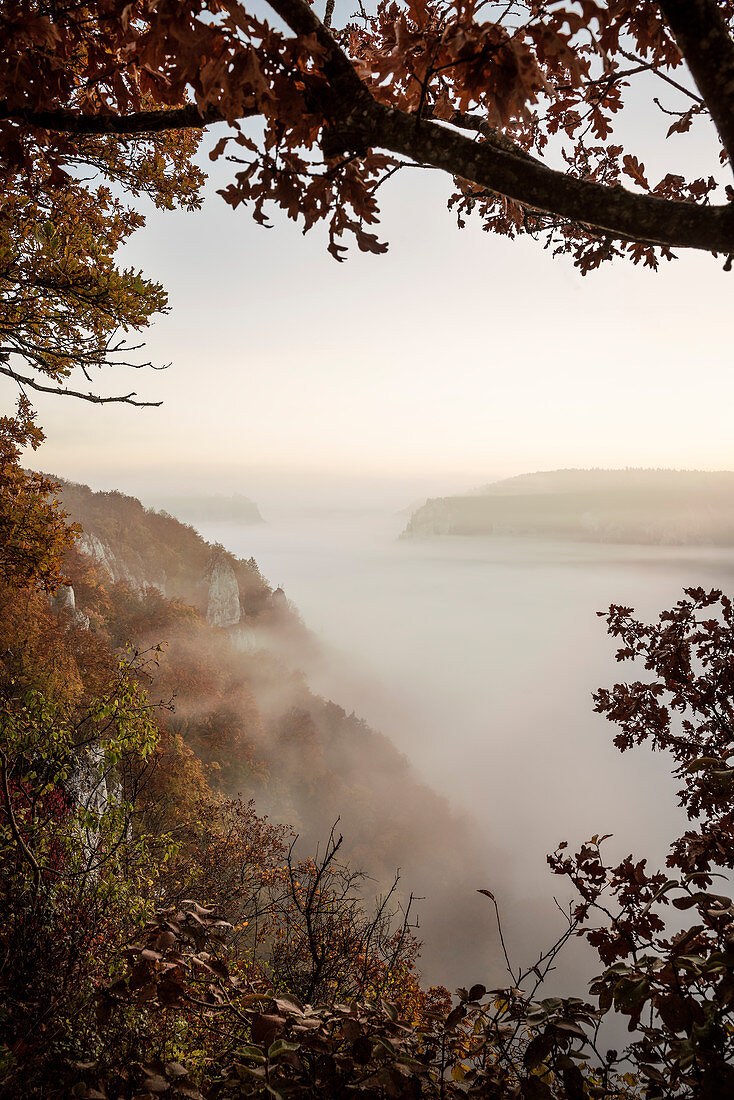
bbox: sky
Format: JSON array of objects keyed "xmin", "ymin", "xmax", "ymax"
[{"xmin": 12, "ymin": 84, "xmax": 734, "ymax": 513}]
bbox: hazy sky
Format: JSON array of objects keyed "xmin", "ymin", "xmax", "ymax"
[{"xmin": 12, "ymin": 100, "xmax": 734, "ymax": 510}]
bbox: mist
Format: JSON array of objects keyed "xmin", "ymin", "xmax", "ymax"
[{"xmin": 118, "ymin": 474, "xmax": 734, "ymax": 998}]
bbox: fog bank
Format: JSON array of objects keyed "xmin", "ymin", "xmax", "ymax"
[{"xmin": 163, "ymin": 497, "xmax": 734, "ymax": 990}]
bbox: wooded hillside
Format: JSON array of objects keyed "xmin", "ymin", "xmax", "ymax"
[
  {"xmin": 402, "ymin": 468, "xmax": 734, "ymax": 544},
  {"xmin": 51, "ymin": 477, "xmax": 486, "ymax": 979}
]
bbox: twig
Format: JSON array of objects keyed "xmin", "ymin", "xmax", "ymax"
[
  {"xmin": 0, "ymin": 748, "xmax": 42, "ymax": 899},
  {"xmin": 478, "ymin": 889, "xmax": 518, "ymax": 986}
]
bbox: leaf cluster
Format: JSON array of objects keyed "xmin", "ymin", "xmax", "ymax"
[{"xmin": 5, "ymin": 0, "xmax": 734, "ymax": 279}]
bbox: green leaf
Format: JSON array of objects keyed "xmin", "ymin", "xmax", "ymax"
[
  {"xmin": 235, "ymin": 1046, "xmax": 266, "ymax": 1064},
  {"xmin": 267, "ymin": 1039, "xmax": 300, "ymax": 1061}
]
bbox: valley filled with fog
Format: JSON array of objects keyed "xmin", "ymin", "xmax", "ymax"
[{"xmin": 178, "ymin": 498, "xmax": 734, "ymax": 989}]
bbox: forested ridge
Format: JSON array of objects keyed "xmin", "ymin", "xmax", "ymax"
[
  {"xmin": 54, "ymin": 478, "xmax": 277, "ymax": 621},
  {"xmin": 402, "ymin": 469, "xmax": 734, "ymax": 544}
]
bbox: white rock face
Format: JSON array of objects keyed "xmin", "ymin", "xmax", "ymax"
[
  {"xmin": 77, "ymin": 532, "xmax": 116, "ymax": 582},
  {"xmin": 271, "ymin": 586, "xmax": 289, "ymax": 610},
  {"xmin": 206, "ymin": 558, "xmax": 241, "ymax": 627},
  {"xmin": 67, "ymin": 745, "xmax": 123, "ymax": 863},
  {"xmin": 77, "ymin": 532, "xmax": 166, "ymax": 593},
  {"xmin": 50, "ymin": 584, "xmax": 90, "ymax": 630},
  {"xmin": 52, "ymin": 584, "xmax": 77, "ymax": 613},
  {"xmin": 68, "ymin": 744, "xmax": 111, "ymax": 819}
]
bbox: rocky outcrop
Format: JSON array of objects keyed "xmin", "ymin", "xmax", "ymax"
[
  {"xmin": 78, "ymin": 532, "xmax": 166, "ymax": 593},
  {"xmin": 76, "ymin": 531, "xmax": 246, "ymax": 627},
  {"xmin": 67, "ymin": 744, "xmax": 113, "ymax": 820},
  {"xmin": 50, "ymin": 585, "xmax": 89, "ymax": 630},
  {"xmin": 66, "ymin": 745, "xmax": 124, "ymax": 865},
  {"xmin": 205, "ymin": 556, "xmax": 241, "ymax": 627},
  {"xmin": 271, "ymin": 586, "xmax": 289, "ymax": 611},
  {"xmin": 77, "ymin": 532, "xmax": 115, "ymax": 582}
]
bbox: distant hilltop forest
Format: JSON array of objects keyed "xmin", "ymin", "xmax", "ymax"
[
  {"xmin": 401, "ymin": 468, "xmax": 734, "ymax": 544},
  {"xmin": 150, "ymin": 491, "xmax": 264, "ymax": 526}
]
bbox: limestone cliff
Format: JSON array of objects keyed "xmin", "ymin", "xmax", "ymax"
[
  {"xmin": 50, "ymin": 584, "xmax": 90, "ymax": 630},
  {"xmin": 55, "ymin": 478, "xmax": 301, "ymax": 637},
  {"xmin": 204, "ymin": 555, "xmax": 242, "ymax": 627},
  {"xmin": 78, "ymin": 529, "xmax": 244, "ymax": 626},
  {"xmin": 78, "ymin": 532, "xmax": 166, "ymax": 593},
  {"xmin": 67, "ymin": 744, "xmax": 114, "ymax": 820}
]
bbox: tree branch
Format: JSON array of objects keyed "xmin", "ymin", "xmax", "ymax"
[
  {"xmin": 0, "ymin": 102, "xmax": 237, "ymax": 136},
  {"xmin": 265, "ymin": 0, "xmax": 372, "ymax": 105},
  {"xmin": 6, "ymin": 0, "xmax": 734, "ymax": 255},
  {"xmin": 0, "ymin": 365, "xmax": 162, "ymax": 406},
  {"xmin": 438, "ymin": 110, "xmax": 544, "ymax": 165},
  {"xmin": 656, "ymin": 0, "xmax": 734, "ymax": 169},
  {"xmin": 269, "ymin": 0, "xmax": 734, "ymax": 252},
  {"xmin": 358, "ymin": 101, "xmax": 734, "ymax": 252},
  {"xmin": 617, "ymin": 47, "xmax": 703, "ymax": 104},
  {"xmin": 0, "ymin": 749, "xmax": 42, "ymax": 900}
]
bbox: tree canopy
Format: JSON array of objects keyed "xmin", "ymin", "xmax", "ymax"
[
  {"xmin": 1, "ymin": 23, "xmax": 205, "ymax": 404},
  {"xmin": 3, "ymin": 0, "xmax": 734, "ymax": 287},
  {"xmin": 0, "ymin": 397, "xmax": 78, "ymax": 589},
  {"xmin": 3, "ymin": 0, "xmax": 734, "ymax": 403}
]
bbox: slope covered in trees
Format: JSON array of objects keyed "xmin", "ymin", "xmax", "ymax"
[
  {"xmin": 56, "ymin": 478, "xmax": 275, "ymax": 620},
  {"xmin": 50, "ymin": 476, "xmax": 487, "ymax": 977},
  {"xmin": 402, "ymin": 468, "xmax": 734, "ymax": 544}
]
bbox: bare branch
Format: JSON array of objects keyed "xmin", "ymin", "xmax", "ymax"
[
  {"xmin": 478, "ymin": 890, "xmax": 517, "ymax": 986},
  {"xmin": 0, "ymin": 749, "xmax": 42, "ymax": 900},
  {"xmin": 617, "ymin": 47, "xmax": 703, "ymax": 104},
  {"xmin": 0, "ymin": 364, "xmax": 162, "ymax": 407}
]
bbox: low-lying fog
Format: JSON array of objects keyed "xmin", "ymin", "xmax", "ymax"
[{"xmin": 151, "ymin": 486, "xmax": 734, "ymax": 993}]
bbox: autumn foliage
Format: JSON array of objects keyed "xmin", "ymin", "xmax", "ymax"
[
  {"xmin": 0, "ymin": 453, "xmax": 447, "ymax": 1097},
  {"xmin": 2, "ymin": 2, "xmax": 734, "ymax": 404},
  {"xmin": 5, "ymin": 403, "xmax": 734, "ymax": 1098},
  {"xmin": 0, "ymin": 398, "xmax": 78, "ymax": 590}
]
